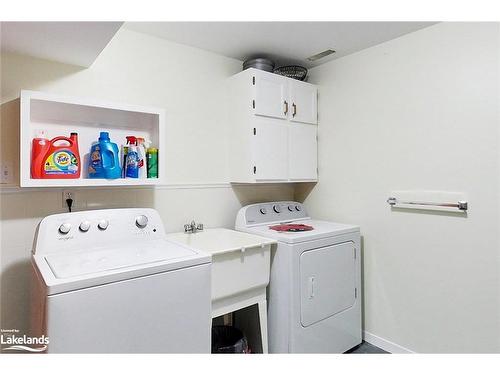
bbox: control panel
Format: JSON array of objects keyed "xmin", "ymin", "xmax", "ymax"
[
  {"xmin": 237, "ymin": 201, "xmax": 309, "ymax": 226},
  {"xmin": 33, "ymin": 208, "xmax": 165, "ymax": 255}
]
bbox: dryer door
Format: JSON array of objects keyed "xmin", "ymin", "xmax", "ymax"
[{"xmin": 300, "ymin": 241, "xmax": 356, "ymax": 327}]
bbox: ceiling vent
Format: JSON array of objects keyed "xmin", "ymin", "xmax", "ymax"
[{"xmin": 306, "ymin": 49, "xmax": 336, "ymax": 62}]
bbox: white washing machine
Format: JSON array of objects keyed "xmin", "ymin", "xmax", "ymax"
[
  {"xmin": 235, "ymin": 201, "xmax": 361, "ymax": 353},
  {"xmin": 31, "ymin": 208, "xmax": 211, "ymax": 353}
]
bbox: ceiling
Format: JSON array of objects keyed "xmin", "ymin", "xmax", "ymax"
[
  {"xmin": 124, "ymin": 22, "xmax": 436, "ymax": 68},
  {"xmin": 1, "ymin": 22, "xmax": 123, "ymax": 67},
  {"xmin": 0, "ymin": 22, "xmax": 437, "ymax": 69}
]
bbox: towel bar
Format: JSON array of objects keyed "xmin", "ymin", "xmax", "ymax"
[{"xmin": 387, "ymin": 197, "xmax": 468, "ymax": 211}]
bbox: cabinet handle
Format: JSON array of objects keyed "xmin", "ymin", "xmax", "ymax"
[
  {"xmin": 292, "ymin": 103, "xmax": 297, "ymax": 117},
  {"xmin": 284, "ymin": 100, "xmax": 288, "ymax": 115}
]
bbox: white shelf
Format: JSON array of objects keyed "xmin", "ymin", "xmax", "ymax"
[{"xmin": 20, "ymin": 90, "xmax": 166, "ymax": 188}]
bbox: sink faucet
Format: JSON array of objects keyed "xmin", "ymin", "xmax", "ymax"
[{"xmin": 184, "ymin": 220, "xmax": 204, "ymax": 233}]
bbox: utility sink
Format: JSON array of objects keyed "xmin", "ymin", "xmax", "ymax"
[
  {"xmin": 167, "ymin": 227, "xmax": 276, "ymax": 353},
  {"xmin": 166, "ymin": 228, "xmax": 276, "ymax": 303}
]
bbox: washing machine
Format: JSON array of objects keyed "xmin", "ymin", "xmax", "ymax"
[
  {"xmin": 235, "ymin": 201, "xmax": 361, "ymax": 353},
  {"xmin": 31, "ymin": 208, "xmax": 211, "ymax": 353}
]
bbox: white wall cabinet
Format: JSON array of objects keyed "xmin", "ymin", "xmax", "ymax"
[{"xmin": 228, "ymin": 68, "xmax": 318, "ymax": 183}]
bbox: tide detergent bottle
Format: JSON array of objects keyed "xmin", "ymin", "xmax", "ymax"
[
  {"xmin": 31, "ymin": 132, "xmax": 81, "ymax": 179},
  {"xmin": 88, "ymin": 132, "xmax": 122, "ymax": 179}
]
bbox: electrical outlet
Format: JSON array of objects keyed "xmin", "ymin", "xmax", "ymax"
[
  {"xmin": 1, "ymin": 162, "xmax": 14, "ymax": 184},
  {"xmin": 62, "ymin": 190, "xmax": 78, "ymax": 210}
]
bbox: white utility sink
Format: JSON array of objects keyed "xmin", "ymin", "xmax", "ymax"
[
  {"xmin": 167, "ymin": 227, "xmax": 276, "ymax": 353},
  {"xmin": 167, "ymin": 228, "xmax": 275, "ymax": 302}
]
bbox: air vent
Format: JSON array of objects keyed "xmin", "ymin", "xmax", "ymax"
[{"xmin": 307, "ymin": 49, "xmax": 336, "ymax": 62}]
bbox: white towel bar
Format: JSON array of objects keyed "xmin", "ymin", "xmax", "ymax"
[{"xmin": 387, "ymin": 197, "xmax": 468, "ymax": 212}]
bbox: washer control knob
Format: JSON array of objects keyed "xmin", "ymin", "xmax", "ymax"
[
  {"xmin": 259, "ymin": 208, "xmax": 267, "ymax": 215},
  {"xmin": 295, "ymin": 205, "xmax": 302, "ymax": 211},
  {"xmin": 58, "ymin": 223, "xmax": 71, "ymax": 235},
  {"xmin": 135, "ymin": 215, "xmax": 148, "ymax": 228},
  {"xmin": 97, "ymin": 219, "xmax": 109, "ymax": 230},
  {"xmin": 288, "ymin": 205, "xmax": 295, "ymax": 212},
  {"xmin": 79, "ymin": 220, "xmax": 91, "ymax": 232},
  {"xmin": 273, "ymin": 205, "xmax": 281, "ymax": 213}
]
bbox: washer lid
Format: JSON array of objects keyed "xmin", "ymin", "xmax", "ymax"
[
  {"xmin": 45, "ymin": 238, "xmax": 198, "ymax": 279},
  {"xmin": 35, "ymin": 238, "xmax": 211, "ymax": 295}
]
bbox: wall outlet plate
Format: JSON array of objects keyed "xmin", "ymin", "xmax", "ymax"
[
  {"xmin": 62, "ymin": 190, "xmax": 78, "ymax": 210},
  {"xmin": 1, "ymin": 162, "xmax": 14, "ymax": 184}
]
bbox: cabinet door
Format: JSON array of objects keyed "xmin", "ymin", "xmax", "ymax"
[
  {"xmin": 289, "ymin": 123, "xmax": 317, "ymax": 180},
  {"xmin": 289, "ymin": 80, "xmax": 317, "ymax": 124},
  {"xmin": 254, "ymin": 72, "xmax": 288, "ymax": 120},
  {"xmin": 252, "ymin": 118, "xmax": 288, "ymax": 181}
]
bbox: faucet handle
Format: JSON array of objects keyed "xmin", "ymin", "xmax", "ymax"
[{"xmin": 184, "ymin": 220, "xmax": 202, "ymax": 233}]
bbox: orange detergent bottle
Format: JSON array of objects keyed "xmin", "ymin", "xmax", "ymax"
[{"xmin": 31, "ymin": 132, "xmax": 81, "ymax": 179}]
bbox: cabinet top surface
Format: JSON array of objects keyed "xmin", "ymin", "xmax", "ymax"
[
  {"xmin": 21, "ymin": 89, "xmax": 165, "ymax": 115},
  {"xmin": 233, "ymin": 68, "xmax": 317, "ymax": 87}
]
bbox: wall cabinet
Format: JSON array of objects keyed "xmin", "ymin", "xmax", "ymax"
[{"xmin": 228, "ymin": 68, "xmax": 318, "ymax": 183}]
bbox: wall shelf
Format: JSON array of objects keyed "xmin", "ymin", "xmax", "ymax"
[{"xmin": 20, "ymin": 90, "xmax": 166, "ymax": 188}]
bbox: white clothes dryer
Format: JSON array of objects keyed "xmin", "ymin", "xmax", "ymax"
[{"xmin": 236, "ymin": 201, "xmax": 361, "ymax": 353}]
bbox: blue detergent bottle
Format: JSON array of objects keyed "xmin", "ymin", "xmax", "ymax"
[{"xmin": 88, "ymin": 132, "xmax": 122, "ymax": 179}]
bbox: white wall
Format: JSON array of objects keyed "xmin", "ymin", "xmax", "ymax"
[
  {"xmin": 1, "ymin": 27, "xmax": 237, "ymax": 183},
  {"xmin": 0, "ymin": 28, "xmax": 294, "ymax": 335},
  {"xmin": 301, "ymin": 22, "xmax": 500, "ymax": 352}
]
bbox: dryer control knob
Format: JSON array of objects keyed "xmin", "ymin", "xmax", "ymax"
[
  {"xmin": 79, "ymin": 220, "xmax": 91, "ymax": 232},
  {"xmin": 259, "ymin": 208, "xmax": 267, "ymax": 215},
  {"xmin": 273, "ymin": 205, "xmax": 281, "ymax": 213},
  {"xmin": 295, "ymin": 205, "xmax": 302, "ymax": 211},
  {"xmin": 58, "ymin": 223, "xmax": 71, "ymax": 235},
  {"xmin": 135, "ymin": 215, "xmax": 148, "ymax": 228},
  {"xmin": 288, "ymin": 205, "xmax": 295, "ymax": 212},
  {"xmin": 98, "ymin": 219, "xmax": 109, "ymax": 230}
]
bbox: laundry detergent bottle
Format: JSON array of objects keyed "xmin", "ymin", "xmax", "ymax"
[
  {"xmin": 88, "ymin": 132, "xmax": 121, "ymax": 179},
  {"xmin": 31, "ymin": 130, "xmax": 49, "ymax": 178},
  {"xmin": 31, "ymin": 132, "xmax": 81, "ymax": 179}
]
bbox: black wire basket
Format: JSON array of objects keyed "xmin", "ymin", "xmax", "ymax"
[{"xmin": 273, "ymin": 65, "xmax": 308, "ymax": 81}]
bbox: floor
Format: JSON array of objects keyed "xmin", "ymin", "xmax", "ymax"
[{"xmin": 346, "ymin": 341, "xmax": 389, "ymax": 354}]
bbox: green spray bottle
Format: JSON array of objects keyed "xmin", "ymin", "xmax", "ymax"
[{"xmin": 146, "ymin": 147, "xmax": 158, "ymax": 178}]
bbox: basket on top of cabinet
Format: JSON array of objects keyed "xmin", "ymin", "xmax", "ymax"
[{"xmin": 227, "ymin": 68, "xmax": 318, "ymax": 183}]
